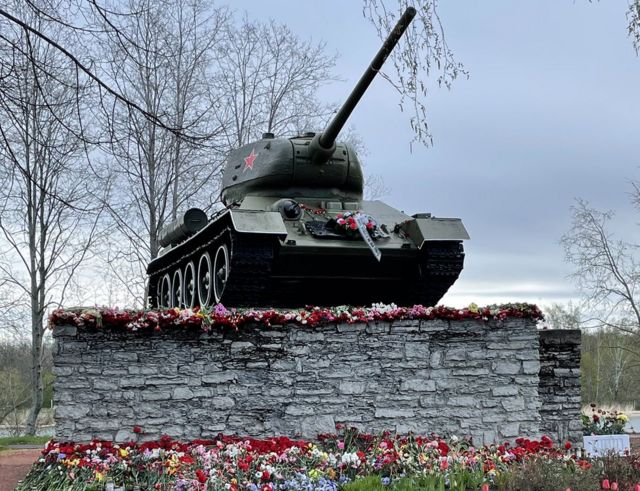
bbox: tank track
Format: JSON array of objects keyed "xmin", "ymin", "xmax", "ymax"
[
  {"xmin": 222, "ymin": 231, "xmax": 275, "ymax": 307},
  {"xmin": 150, "ymin": 232, "xmax": 463, "ymax": 308},
  {"xmin": 406, "ymin": 241, "xmax": 465, "ymax": 307},
  {"xmin": 149, "ymin": 226, "xmax": 277, "ymax": 308}
]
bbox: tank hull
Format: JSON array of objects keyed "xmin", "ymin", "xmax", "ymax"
[{"xmin": 147, "ymin": 201, "xmax": 466, "ymax": 309}]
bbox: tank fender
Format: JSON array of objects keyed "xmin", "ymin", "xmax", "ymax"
[
  {"xmin": 402, "ymin": 215, "xmax": 469, "ymax": 249},
  {"xmin": 230, "ymin": 209, "xmax": 287, "ymax": 236}
]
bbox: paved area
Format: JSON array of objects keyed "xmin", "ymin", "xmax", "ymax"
[{"xmin": 0, "ymin": 449, "xmax": 40, "ymax": 491}]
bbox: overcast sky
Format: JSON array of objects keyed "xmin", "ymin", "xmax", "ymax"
[{"xmin": 230, "ymin": 0, "xmax": 640, "ymax": 308}]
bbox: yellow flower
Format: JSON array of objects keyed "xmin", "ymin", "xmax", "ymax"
[
  {"xmin": 617, "ymin": 414, "xmax": 629, "ymax": 422},
  {"xmin": 95, "ymin": 471, "xmax": 105, "ymax": 481},
  {"xmin": 327, "ymin": 468, "xmax": 336, "ymax": 480},
  {"xmin": 309, "ymin": 469, "xmax": 323, "ymax": 480},
  {"xmin": 468, "ymin": 303, "xmax": 479, "ymax": 313},
  {"xmin": 119, "ymin": 448, "xmax": 129, "ymax": 458}
]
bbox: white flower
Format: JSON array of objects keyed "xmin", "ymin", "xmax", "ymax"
[{"xmin": 340, "ymin": 452, "xmax": 361, "ymax": 467}]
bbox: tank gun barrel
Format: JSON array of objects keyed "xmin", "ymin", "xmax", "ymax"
[{"xmin": 309, "ymin": 7, "xmax": 416, "ymax": 164}]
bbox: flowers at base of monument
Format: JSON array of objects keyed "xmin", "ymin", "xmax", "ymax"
[
  {"xmin": 48, "ymin": 302, "xmax": 544, "ymax": 333},
  {"xmin": 581, "ymin": 404, "xmax": 630, "ymax": 435},
  {"xmin": 17, "ymin": 430, "xmax": 585, "ymax": 491}
]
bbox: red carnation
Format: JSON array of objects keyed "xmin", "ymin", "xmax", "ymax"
[
  {"xmin": 133, "ymin": 426, "xmax": 142, "ymax": 434},
  {"xmin": 261, "ymin": 470, "xmax": 271, "ymax": 481},
  {"xmin": 565, "ymin": 441, "xmax": 572, "ymax": 450},
  {"xmin": 196, "ymin": 469, "xmax": 208, "ymax": 484}
]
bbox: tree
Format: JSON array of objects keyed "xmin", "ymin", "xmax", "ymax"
[
  {"xmin": 0, "ymin": 0, "xmax": 103, "ymax": 433},
  {"xmin": 562, "ymin": 191, "xmax": 640, "ymax": 406},
  {"xmin": 543, "ymin": 302, "xmax": 582, "ymax": 330},
  {"xmin": 561, "ymin": 198, "xmax": 639, "ymax": 336},
  {"xmin": 87, "ymin": 0, "xmax": 229, "ymax": 303},
  {"xmin": 212, "ymin": 16, "xmax": 336, "ymax": 148}
]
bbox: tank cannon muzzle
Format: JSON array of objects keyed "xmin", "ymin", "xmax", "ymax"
[{"xmin": 309, "ymin": 6, "xmax": 416, "ymax": 165}]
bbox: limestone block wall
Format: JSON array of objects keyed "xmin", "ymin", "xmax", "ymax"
[
  {"xmin": 538, "ymin": 329, "xmax": 582, "ymax": 443},
  {"xmin": 52, "ymin": 318, "xmax": 578, "ymax": 444}
]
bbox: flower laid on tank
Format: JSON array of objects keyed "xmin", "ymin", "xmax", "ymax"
[
  {"xmin": 48, "ymin": 302, "xmax": 544, "ymax": 333},
  {"xmin": 17, "ymin": 430, "xmax": 596, "ymax": 491},
  {"xmin": 332, "ymin": 211, "xmax": 378, "ymax": 237}
]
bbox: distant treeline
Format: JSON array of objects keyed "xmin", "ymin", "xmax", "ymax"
[{"xmin": 581, "ymin": 329, "xmax": 640, "ymax": 409}]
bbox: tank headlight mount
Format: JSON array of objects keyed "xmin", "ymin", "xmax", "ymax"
[{"xmin": 272, "ymin": 199, "xmax": 303, "ymax": 220}]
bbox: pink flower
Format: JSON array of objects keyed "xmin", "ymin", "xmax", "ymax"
[
  {"xmin": 338, "ymin": 441, "xmax": 345, "ymax": 450},
  {"xmin": 602, "ymin": 479, "xmax": 611, "ymax": 489}
]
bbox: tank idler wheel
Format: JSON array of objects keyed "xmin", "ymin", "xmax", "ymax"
[
  {"xmin": 183, "ymin": 261, "xmax": 196, "ymax": 308},
  {"xmin": 213, "ymin": 243, "xmax": 230, "ymax": 304},
  {"xmin": 197, "ymin": 251, "xmax": 213, "ymax": 307},
  {"xmin": 171, "ymin": 269, "xmax": 183, "ymax": 308},
  {"xmin": 159, "ymin": 273, "xmax": 171, "ymax": 308}
]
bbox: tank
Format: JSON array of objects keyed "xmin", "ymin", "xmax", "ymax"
[{"xmin": 146, "ymin": 7, "xmax": 469, "ymax": 309}]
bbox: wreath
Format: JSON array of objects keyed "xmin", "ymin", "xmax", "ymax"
[{"xmin": 332, "ymin": 211, "xmax": 377, "ymax": 237}]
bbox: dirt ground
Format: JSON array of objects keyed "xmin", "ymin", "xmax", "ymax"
[{"xmin": 0, "ymin": 449, "xmax": 40, "ymax": 491}]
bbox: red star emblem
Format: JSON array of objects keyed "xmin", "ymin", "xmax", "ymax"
[{"xmin": 243, "ymin": 148, "xmax": 258, "ymax": 171}]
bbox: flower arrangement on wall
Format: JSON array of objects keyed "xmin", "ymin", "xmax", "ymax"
[{"xmin": 48, "ymin": 302, "xmax": 543, "ymax": 334}]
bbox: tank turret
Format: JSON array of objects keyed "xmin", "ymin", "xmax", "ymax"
[
  {"xmin": 220, "ymin": 7, "xmax": 416, "ymax": 205},
  {"xmin": 147, "ymin": 8, "xmax": 469, "ymax": 309}
]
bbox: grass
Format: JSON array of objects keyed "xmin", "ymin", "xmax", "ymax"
[{"xmin": 0, "ymin": 435, "xmax": 49, "ymax": 451}]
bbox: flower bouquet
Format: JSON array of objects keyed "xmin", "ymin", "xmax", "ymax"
[{"xmin": 582, "ymin": 405, "xmax": 631, "ymax": 457}]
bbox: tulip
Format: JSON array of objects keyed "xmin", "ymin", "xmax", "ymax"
[
  {"xmin": 602, "ymin": 480, "xmax": 610, "ymax": 489},
  {"xmin": 634, "ymin": 484, "xmax": 640, "ymax": 491},
  {"xmin": 481, "ymin": 484, "xmax": 490, "ymax": 491},
  {"xmin": 611, "ymin": 484, "xmax": 618, "ymax": 491}
]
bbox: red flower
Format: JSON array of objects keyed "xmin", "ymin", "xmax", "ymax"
[
  {"xmin": 133, "ymin": 426, "xmax": 142, "ymax": 434},
  {"xmin": 593, "ymin": 414, "xmax": 600, "ymax": 423},
  {"xmin": 564, "ymin": 441, "xmax": 571, "ymax": 450},
  {"xmin": 611, "ymin": 483, "xmax": 619, "ymax": 491},
  {"xmin": 196, "ymin": 469, "xmax": 207, "ymax": 484},
  {"xmin": 437, "ymin": 440, "xmax": 450, "ymax": 456},
  {"xmin": 602, "ymin": 479, "xmax": 611, "ymax": 489},
  {"xmin": 261, "ymin": 470, "xmax": 270, "ymax": 481}
]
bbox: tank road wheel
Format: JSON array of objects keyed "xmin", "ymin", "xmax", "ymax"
[
  {"xmin": 197, "ymin": 251, "xmax": 213, "ymax": 307},
  {"xmin": 213, "ymin": 243, "xmax": 230, "ymax": 304},
  {"xmin": 171, "ymin": 269, "xmax": 183, "ymax": 308},
  {"xmin": 183, "ymin": 261, "xmax": 196, "ymax": 308},
  {"xmin": 159, "ymin": 274, "xmax": 171, "ymax": 308}
]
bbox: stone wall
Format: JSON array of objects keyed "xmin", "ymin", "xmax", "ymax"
[
  {"xmin": 538, "ymin": 329, "xmax": 582, "ymax": 443},
  {"xmin": 52, "ymin": 318, "xmax": 577, "ymax": 444}
]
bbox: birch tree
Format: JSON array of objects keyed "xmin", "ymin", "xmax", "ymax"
[{"xmin": 0, "ymin": 0, "xmax": 103, "ymax": 433}]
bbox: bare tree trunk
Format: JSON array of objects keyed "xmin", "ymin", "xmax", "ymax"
[{"xmin": 25, "ymin": 310, "xmax": 43, "ymax": 434}]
